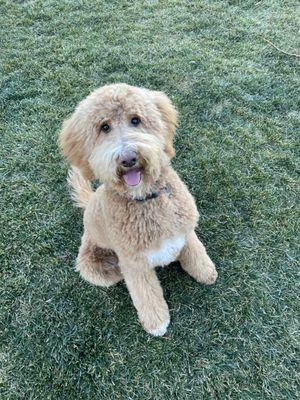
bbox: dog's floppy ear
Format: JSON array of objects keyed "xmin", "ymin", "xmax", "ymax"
[
  {"xmin": 59, "ymin": 113, "xmax": 94, "ymax": 180},
  {"xmin": 152, "ymin": 91, "xmax": 178, "ymax": 159}
]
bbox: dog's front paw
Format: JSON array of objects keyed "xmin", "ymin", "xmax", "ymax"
[
  {"xmin": 195, "ymin": 257, "xmax": 218, "ymax": 285},
  {"xmin": 139, "ymin": 307, "xmax": 170, "ymax": 336},
  {"xmin": 147, "ymin": 317, "xmax": 170, "ymax": 337}
]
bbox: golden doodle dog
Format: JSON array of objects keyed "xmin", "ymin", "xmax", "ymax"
[{"xmin": 60, "ymin": 83, "xmax": 218, "ymax": 336}]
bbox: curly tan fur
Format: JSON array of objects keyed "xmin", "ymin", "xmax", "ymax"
[
  {"xmin": 67, "ymin": 167, "xmax": 93, "ymax": 209},
  {"xmin": 59, "ymin": 83, "xmax": 217, "ymax": 336}
]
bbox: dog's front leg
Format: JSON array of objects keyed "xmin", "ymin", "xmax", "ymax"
[
  {"xmin": 120, "ymin": 259, "xmax": 170, "ymax": 336},
  {"xmin": 179, "ymin": 231, "xmax": 218, "ymax": 285}
]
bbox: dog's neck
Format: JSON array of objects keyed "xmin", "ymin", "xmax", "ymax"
[{"xmin": 132, "ymin": 184, "xmax": 171, "ymax": 202}]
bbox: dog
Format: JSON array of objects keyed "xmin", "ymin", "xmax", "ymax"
[{"xmin": 59, "ymin": 83, "xmax": 218, "ymax": 336}]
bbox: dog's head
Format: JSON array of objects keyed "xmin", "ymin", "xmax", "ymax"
[{"xmin": 59, "ymin": 83, "xmax": 177, "ymax": 197}]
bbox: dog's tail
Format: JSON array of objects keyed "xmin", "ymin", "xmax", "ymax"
[{"xmin": 67, "ymin": 167, "xmax": 93, "ymax": 209}]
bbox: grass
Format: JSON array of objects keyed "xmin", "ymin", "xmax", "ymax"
[{"xmin": 1, "ymin": 0, "xmax": 299, "ymax": 398}]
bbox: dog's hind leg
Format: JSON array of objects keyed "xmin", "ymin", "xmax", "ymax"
[
  {"xmin": 178, "ymin": 231, "xmax": 218, "ymax": 285},
  {"xmin": 76, "ymin": 234, "xmax": 123, "ymax": 287}
]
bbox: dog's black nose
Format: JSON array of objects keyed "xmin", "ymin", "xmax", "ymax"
[{"xmin": 119, "ymin": 151, "xmax": 137, "ymax": 168}]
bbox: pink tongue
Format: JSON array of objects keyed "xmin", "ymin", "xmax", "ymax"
[{"xmin": 123, "ymin": 169, "xmax": 141, "ymax": 186}]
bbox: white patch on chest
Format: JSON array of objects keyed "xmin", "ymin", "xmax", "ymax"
[{"xmin": 145, "ymin": 235, "xmax": 186, "ymax": 267}]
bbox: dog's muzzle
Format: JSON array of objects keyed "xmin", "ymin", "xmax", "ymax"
[
  {"xmin": 117, "ymin": 150, "xmax": 142, "ymax": 187},
  {"xmin": 118, "ymin": 150, "xmax": 137, "ymax": 168}
]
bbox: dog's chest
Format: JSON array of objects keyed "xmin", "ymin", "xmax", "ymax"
[
  {"xmin": 105, "ymin": 178, "xmax": 198, "ymax": 258},
  {"xmin": 144, "ymin": 235, "xmax": 186, "ymax": 267}
]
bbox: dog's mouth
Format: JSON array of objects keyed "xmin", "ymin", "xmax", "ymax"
[{"xmin": 122, "ymin": 168, "xmax": 141, "ymax": 187}]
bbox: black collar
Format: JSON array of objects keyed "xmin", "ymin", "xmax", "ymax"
[{"xmin": 133, "ymin": 185, "xmax": 171, "ymax": 202}]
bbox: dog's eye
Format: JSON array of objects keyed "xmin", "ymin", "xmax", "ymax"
[
  {"xmin": 101, "ymin": 123, "xmax": 110, "ymax": 133},
  {"xmin": 131, "ymin": 117, "xmax": 140, "ymax": 126}
]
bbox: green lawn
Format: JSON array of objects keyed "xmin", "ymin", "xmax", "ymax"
[{"xmin": 1, "ymin": 1, "xmax": 299, "ymax": 399}]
